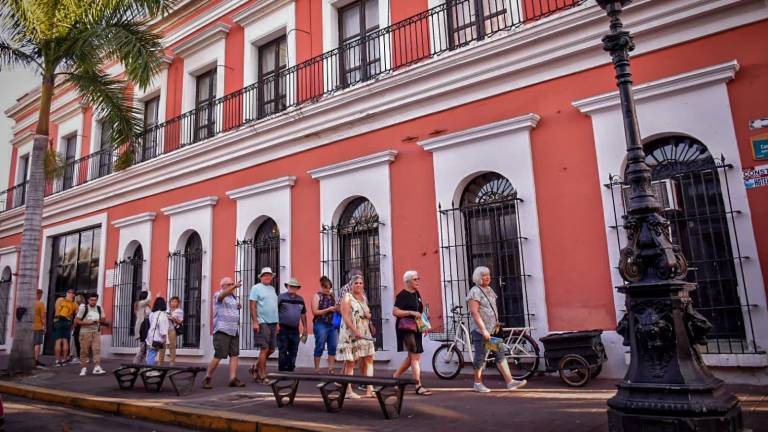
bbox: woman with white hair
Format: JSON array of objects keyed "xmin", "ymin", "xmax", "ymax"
[
  {"xmin": 467, "ymin": 266, "xmax": 526, "ymax": 393},
  {"xmin": 392, "ymin": 270, "xmax": 432, "ymax": 395}
]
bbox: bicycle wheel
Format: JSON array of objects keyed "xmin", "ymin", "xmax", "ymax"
[
  {"xmin": 432, "ymin": 344, "xmax": 464, "ymax": 380},
  {"xmin": 507, "ymin": 333, "xmax": 540, "ymax": 380},
  {"xmin": 559, "ymin": 354, "xmax": 590, "ymax": 387}
]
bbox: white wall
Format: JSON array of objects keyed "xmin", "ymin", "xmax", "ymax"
[{"xmin": 0, "ymin": 247, "xmax": 19, "ymax": 350}]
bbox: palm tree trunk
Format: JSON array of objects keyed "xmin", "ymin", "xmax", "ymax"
[{"xmin": 8, "ymin": 74, "xmax": 54, "ymax": 372}]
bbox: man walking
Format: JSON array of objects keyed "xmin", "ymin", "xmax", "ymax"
[
  {"xmin": 203, "ymin": 277, "xmax": 246, "ymax": 389},
  {"xmin": 53, "ymin": 289, "xmax": 77, "ymax": 367},
  {"xmin": 277, "ymin": 278, "xmax": 307, "ymax": 372},
  {"xmin": 74, "ymin": 293, "xmax": 108, "ymax": 376},
  {"xmin": 33, "ymin": 289, "xmax": 46, "ymax": 367},
  {"xmin": 249, "ymin": 267, "xmax": 278, "ymax": 384}
]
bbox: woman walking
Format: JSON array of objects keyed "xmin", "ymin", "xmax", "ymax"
[
  {"xmin": 392, "ymin": 270, "xmax": 432, "ymax": 395},
  {"xmin": 311, "ymin": 276, "xmax": 338, "ymax": 374},
  {"xmin": 133, "ymin": 291, "xmax": 152, "ymax": 363},
  {"xmin": 336, "ymin": 274, "xmax": 375, "ymax": 398},
  {"xmin": 467, "ymin": 266, "xmax": 526, "ymax": 392},
  {"xmin": 145, "ymin": 297, "xmax": 169, "ymax": 365}
]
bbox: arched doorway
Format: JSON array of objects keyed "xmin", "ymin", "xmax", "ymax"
[
  {"xmin": 168, "ymin": 232, "xmax": 203, "ymax": 349},
  {"xmin": 638, "ymin": 136, "xmax": 745, "ymax": 344},
  {"xmin": 338, "ymin": 198, "xmax": 383, "ymax": 350},
  {"xmin": 112, "ymin": 245, "xmax": 144, "ymax": 347},
  {"xmin": 236, "ymin": 217, "xmax": 281, "ymax": 349},
  {"xmin": 460, "ymin": 172, "xmax": 526, "ymax": 327},
  {"xmin": 0, "ymin": 267, "xmax": 11, "ymax": 345}
]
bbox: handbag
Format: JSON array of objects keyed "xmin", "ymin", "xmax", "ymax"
[
  {"xmin": 416, "ymin": 308, "xmax": 432, "ymax": 332},
  {"xmin": 331, "ymin": 312, "xmax": 342, "ymax": 330},
  {"xmin": 398, "ymin": 317, "xmax": 418, "ymax": 332}
]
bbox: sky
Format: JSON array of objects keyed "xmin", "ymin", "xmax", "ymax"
[{"xmin": 0, "ymin": 69, "xmax": 40, "ymax": 191}]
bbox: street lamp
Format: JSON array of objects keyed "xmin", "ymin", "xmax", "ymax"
[{"xmin": 594, "ymin": 1, "xmax": 744, "ymax": 430}]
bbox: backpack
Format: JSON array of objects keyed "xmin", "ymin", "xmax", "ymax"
[
  {"xmin": 138, "ymin": 317, "xmax": 150, "ymax": 341},
  {"xmin": 77, "ymin": 305, "xmax": 102, "ymax": 321}
]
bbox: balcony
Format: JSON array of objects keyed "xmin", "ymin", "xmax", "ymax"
[{"xmin": 0, "ymin": 0, "xmax": 584, "ymax": 214}]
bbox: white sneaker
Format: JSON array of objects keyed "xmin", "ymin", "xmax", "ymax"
[
  {"xmin": 92, "ymin": 366, "xmax": 106, "ymax": 375},
  {"xmin": 79, "ymin": 367, "xmax": 87, "ymax": 377},
  {"xmin": 506, "ymin": 379, "xmax": 527, "ymax": 390},
  {"xmin": 473, "ymin": 383, "xmax": 491, "ymax": 393}
]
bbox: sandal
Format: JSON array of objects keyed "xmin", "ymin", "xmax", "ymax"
[
  {"xmin": 249, "ymin": 365, "xmax": 259, "ymax": 380},
  {"xmin": 415, "ymin": 385, "xmax": 433, "ymax": 396}
]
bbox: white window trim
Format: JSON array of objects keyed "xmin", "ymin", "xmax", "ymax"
[
  {"xmin": 37, "ymin": 213, "xmax": 109, "ymax": 323},
  {"xmin": 161, "ymin": 196, "xmax": 217, "ymax": 358},
  {"xmin": 573, "ymin": 60, "xmax": 768, "ymax": 357},
  {"xmin": 56, "ymin": 111, "xmax": 85, "ymax": 163},
  {"xmin": 227, "ymin": 176, "xmax": 295, "ymax": 354},
  {"xmin": 309, "ymin": 150, "xmax": 398, "ymax": 357},
  {"xmin": 418, "ymin": 113, "xmax": 550, "ymax": 338},
  {"xmin": 108, "ymin": 212, "xmax": 155, "ymax": 353},
  {"xmin": 0, "ymin": 246, "xmax": 19, "ymax": 350},
  {"xmin": 238, "ymin": 0, "xmax": 298, "ymax": 92},
  {"xmin": 322, "ymin": 0, "xmax": 391, "ymax": 54},
  {"xmin": 14, "ymin": 140, "xmax": 33, "ymax": 184},
  {"xmin": 175, "ymin": 23, "xmax": 230, "ymax": 114}
]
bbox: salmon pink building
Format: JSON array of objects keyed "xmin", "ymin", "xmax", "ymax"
[{"xmin": 1, "ymin": 0, "xmax": 767, "ymax": 383}]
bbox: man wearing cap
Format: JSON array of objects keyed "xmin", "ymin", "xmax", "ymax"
[
  {"xmin": 203, "ymin": 277, "xmax": 246, "ymax": 389},
  {"xmin": 277, "ymin": 278, "xmax": 308, "ymax": 372},
  {"xmin": 249, "ymin": 267, "xmax": 279, "ymax": 383}
]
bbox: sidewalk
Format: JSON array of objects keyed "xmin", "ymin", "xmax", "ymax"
[{"xmin": 3, "ymin": 357, "xmax": 767, "ymax": 432}]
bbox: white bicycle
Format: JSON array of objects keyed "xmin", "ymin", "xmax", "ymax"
[{"xmin": 431, "ymin": 306, "xmax": 540, "ymax": 380}]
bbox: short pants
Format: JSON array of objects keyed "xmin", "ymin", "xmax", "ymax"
[{"xmin": 253, "ymin": 323, "xmax": 277, "ymax": 350}]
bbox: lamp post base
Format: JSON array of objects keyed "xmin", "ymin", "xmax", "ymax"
[{"xmin": 608, "ymin": 406, "xmax": 743, "ymax": 432}]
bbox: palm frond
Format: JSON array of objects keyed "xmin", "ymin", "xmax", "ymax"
[
  {"xmin": 65, "ymin": 67, "xmax": 142, "ymax": 149},
  {"xmin": 0, "ymin": 38, "xmax": 42, "ymax": 72}
]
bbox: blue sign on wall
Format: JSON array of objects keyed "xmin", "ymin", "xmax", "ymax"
[{"xmin": 752, "ymin": 134, "xmax": 768, "ymax": 160}]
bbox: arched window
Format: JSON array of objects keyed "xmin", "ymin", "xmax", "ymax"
[
  {"xmin": 168, "ymin": 232, "xmax": 203, "ymax": 349},
  {"xmin": 336, "ymin": 198, "xmax": 383, "ymax": 349},
  {"xmin": 0, "ymin": 267, "xmax": 11, "ymax": 345},
  {"xmin": 460, "ymin": 172, "xmax": 526, "ymax": 327},
  {"xmin": 112, "ymin": 246, "xmax": 144, "ymax": 347},
  {"xmin": 236, "ymin": 218, "xmax": 280, "ymax": 350},
  {"xmin": 639, "ymin": 136, "xmax": 745, "ymax": 344}
]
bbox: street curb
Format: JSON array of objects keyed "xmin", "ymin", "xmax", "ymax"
[{"xmin": 0, "ymin": 380, "xmax": 333, "ymax": 432}]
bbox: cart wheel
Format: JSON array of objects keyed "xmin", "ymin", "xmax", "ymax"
[
  {"xmin": 590, "ymin": 364, "xmax": 603, "ymax": 379},
  {"xmin": 559, "ymin": 354, "xmax": 590, "ymax": 387}
]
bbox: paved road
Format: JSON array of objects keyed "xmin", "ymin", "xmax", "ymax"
[{"xmin": 2, "ymin": 395, "xmax": 197, "ymax": 432}]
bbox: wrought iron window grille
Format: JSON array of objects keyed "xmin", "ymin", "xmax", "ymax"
[
  {"xmin": 112, "ymin": 256, "xmax": 145, "ymax": 348},
  {"xmin": 605, "ymin": 143, "xmax": 760, "ymax": 355},
  {"xmin": 167, "ymin": 245, "xmax": 205, "ymax": 349}
]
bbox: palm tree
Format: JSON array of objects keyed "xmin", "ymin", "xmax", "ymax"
[{"xmin": 0, "ymin": 0, "xmax": 174, "ymax": 372}]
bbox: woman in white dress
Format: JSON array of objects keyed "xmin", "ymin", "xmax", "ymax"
[{"xmin": 336, "ymin": 274, "xmax": 375, "ymax": 398}]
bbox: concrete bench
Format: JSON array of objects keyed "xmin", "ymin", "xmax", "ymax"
[
  {"xmin": 114, "ymin": 363, "xmax": 205, "ymax": 396},
  {"xmin": 266, "ymin": 372, "xmax": 418, "ymax": 419}
]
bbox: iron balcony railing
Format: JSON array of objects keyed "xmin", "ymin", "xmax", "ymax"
[{"xmin": 0, "ymin": 0, "xmax": 584, "ymax": 213}]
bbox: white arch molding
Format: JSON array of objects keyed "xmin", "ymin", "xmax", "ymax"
[{"xmin": 573, "ymin": 60, "xmax": 768, "ymax": 377}]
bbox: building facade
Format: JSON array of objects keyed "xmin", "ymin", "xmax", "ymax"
[{"xmin": 1, "ymin": 0, "xmax": 767, "ymax": 382}]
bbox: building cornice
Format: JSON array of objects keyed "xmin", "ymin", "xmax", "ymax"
[
  {"xmin": 572, "ymin": 60, "xmax": 740, "ymax": 114},
  {"xmin": 0, "ymin": 246, "xmax": 20, "ymax": 256},
  {"xmin": 419, "ymin": 113, "xmax": 540, "ymax": 152},
  {"xmin": 162, "ymin": 0, "xmax": 250, "ymax": 47},
  {"xmin": 11, "ymin": 130, "xmax": 35, "ymax": 147},
  {"xmin": 50, "ymin": 101, "xmax": 87, "ymax": 124},
  {"xmin": 226, "ymin": 176, "xmax": 296, "ymax": 201},
  {"xmin": 161, "ymin": 196, "xmax": 218, "ymax": 216},
  {"xmin": 308, "ymin": 150, "xmax": 398, "ymax": 180},
  {"xmin": 172, "ymin": 22, "xmax": 231, "ymax": 57},
  {"xmin": 232, "ymin": 0, "xmax": 294, "ymax": 26},
  {"xmin": 112, "ymin": 212, "xmax": 157, "ymax": 229}
]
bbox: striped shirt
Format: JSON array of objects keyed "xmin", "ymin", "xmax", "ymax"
[{"xmin": 213, "ymin": 291, "xmax": 240, "ymax": 336}]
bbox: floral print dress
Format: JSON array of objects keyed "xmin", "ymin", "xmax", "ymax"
[{"xmin": 336, "ymin": 293, "xmax": 375, "ymax": 361}]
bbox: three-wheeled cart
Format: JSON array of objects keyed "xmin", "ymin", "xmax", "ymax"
[{"xmin": 540, "ymin": 329, "xmax": 607, "ymax": 387}]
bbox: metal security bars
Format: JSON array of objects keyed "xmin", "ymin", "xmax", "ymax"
[
  {"xmin": 0, "ymin": 1, "xmax": 584, "ymax": 213},
  {"xmin": 433, "ymin": 173, "xmax": 531, "ymax": 340},
  {"xmin": 235, "ymin": 218, "xmax": 281, "ymax": 350},
  {"xmin": 321, "ymin": 198, "xmax": 384, "ymax": 350},
  {"xmin": 0, "ymin": 268, "xmax": 11, "ymax": 345},
  {"xmin": 111, "ymin": 256, "xmax": 145, "ymax": 348},
  {"xmin": 168, "ymin": 235, "xmax": 204, "ymax": 349},
  {"xmin": 606, "ymin": 152, "xmax": 759, "ymax": 354},
  {"xmin": 0, "ymin": 181, "xmax": 27, "ymax": 213}
]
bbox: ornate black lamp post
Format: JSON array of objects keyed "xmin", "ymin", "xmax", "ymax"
[{"xmin": 595, "ymin": 1, "xmax": 744, "ymax": 430}]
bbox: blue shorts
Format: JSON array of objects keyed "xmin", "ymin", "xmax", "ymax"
[
  {"xmin": 471, "ymin": 330, "xmax": 504, "ymax": 370},
  {"xmin": 53, "ymin": 319, "xmax": 72, "ymax": 341}
]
